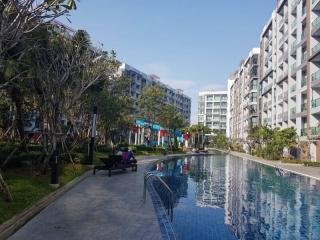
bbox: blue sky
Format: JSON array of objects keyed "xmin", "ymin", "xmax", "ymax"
[{"xmin": 61, "ymin": 0, "xmax": 276, "ymax": 123}]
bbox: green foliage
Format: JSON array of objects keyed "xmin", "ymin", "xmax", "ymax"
[
  {"xmin": 247, "ymin": 126, "xmax": 297, "ymax": 160},
  {"xmin": 303, "ymin": 161, "xmax": 320, "ymax": 167},
  {"xmin": 208, "ymin": 130, "xmax": 229, "ymax": 150},
  {"xmin": 139, "ymin": 86, "xmax": 165, "ymax": 124},
  {"xmin": 0, "ymin": 163, "xmax": 88, "ymax": 224}
]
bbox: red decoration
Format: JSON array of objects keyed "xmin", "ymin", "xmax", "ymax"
[
  {"xmin": 184, "ymin": 133, "xmax": 191, "ymax": 140},
  {"xmin": 160, "ymin": 130, "xmax": 166, "ymax": 137}
]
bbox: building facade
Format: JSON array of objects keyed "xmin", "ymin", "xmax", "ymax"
[
  {"xmin": 259, "ymin": 0, "xmax": 320, "ymax": 161},
  {"xmin": 118, "ymin": 63, "xmax": 192, "ymax": 124},
  {"xmin": 229, "ymin": 48, "xmax": 260, "ymax": 141},
  {"xmin": 198, "ymin": 90, "xmax": 228, "ymax": 135}
]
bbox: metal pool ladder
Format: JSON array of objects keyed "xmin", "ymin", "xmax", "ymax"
[{"xmin": 143, "ymin": 172, "xmax": 174, "ymax": 222}]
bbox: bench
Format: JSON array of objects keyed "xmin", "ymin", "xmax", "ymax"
[{"xmin": 93, "ymin": 155, "xmax": 138, "ymax": 177}]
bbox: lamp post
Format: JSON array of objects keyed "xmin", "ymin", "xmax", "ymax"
[{"xmin": 88, "ymin": 106, "xmax": 97, "ymax": 165}]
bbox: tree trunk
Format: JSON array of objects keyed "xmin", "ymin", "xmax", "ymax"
[
  {"xmin": 10, "ymin": 86, "xmax": 27, "ymax": 151},
  {"xmin": 0, "ymin": 171, "xmax": 13, "ymax": 201}
]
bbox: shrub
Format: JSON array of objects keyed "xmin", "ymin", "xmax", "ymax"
[{"xmin": 303, "ymin": 161, "xmax": 320, "ymax": 167}]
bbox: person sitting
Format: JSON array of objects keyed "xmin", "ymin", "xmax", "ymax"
[{"xmin": 121, "ymin": 147, "xmax": 137, "ymax": 164}]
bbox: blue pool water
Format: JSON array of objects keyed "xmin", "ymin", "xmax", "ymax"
[{"xmin": 150, "ymin": 154, "xmax": 320, "ymax": 240}]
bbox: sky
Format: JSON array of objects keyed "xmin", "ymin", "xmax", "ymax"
[{"xmin": 60, "ymin": 0, "xmax": 277, "ymax": 124}]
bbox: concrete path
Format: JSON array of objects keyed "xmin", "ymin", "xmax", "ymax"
[{"xmin": 10, "ymin": 156, "xmax": 163, "ymax": 240}]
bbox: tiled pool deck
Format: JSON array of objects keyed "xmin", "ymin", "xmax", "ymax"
[{"xmin": 10, "ymin": 155, "xmax": 168, "ymax": 240}]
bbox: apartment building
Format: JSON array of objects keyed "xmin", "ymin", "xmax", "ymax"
[
  {"xmin": 259, "ymin": 0, "xmax": 320, "ymax": 161},
  {"xmin": 229, "ymin": 48, "xmax": 260, "ymax": 141},
  {"xmin": 198, "ymin": 90, "xmax": 228, "ymax": 135},
  {"xmin": 119, "ymin": 63, "xmax": 192, "ymax": 124}
]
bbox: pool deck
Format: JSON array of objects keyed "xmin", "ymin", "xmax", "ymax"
[
  {"xmin": 9, "ymin": 155, "xmax": 166, "ymax": 240},
  {"xmin": 218, "ymin": 149, "xmax": 320, "ymax": 181}
]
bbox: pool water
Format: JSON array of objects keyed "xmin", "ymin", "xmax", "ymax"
[{"xmin": 150, "ymin": 154, "xmax": 320, "ymax": 240}]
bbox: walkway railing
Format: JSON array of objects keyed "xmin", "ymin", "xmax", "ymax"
[{"xmin": 143, "ymin": 172, "xmax": 174, "ymax": 222}]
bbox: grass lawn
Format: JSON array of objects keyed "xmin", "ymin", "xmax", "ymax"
[{"xmin": 0, "ymin": 163, "xmax": 89, "ymax": 224}]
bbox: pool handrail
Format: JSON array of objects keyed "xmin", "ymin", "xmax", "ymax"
[{"xmin": 143, "ymin": 172, "xmax": 174, "ymax": 222}]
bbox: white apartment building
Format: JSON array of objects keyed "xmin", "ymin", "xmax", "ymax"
[
  {"xmin": 259, "ymin": 0, "xmax": 320, "ymax": 161},
  {"xmin": 198, "ymin": 90, "xmax": 228, "ymax": 135},
  {"xmin": 229, "ymin": 48, "xmax": 260, "ymax": 141},
  {"xmin": 119, "ymin": 63, "xmax": 192, "ymax": 124}
]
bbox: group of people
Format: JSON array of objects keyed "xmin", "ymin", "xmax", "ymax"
[{"xmin": 115, "ymin": 147, "xmax": 137, "ymax": 164}]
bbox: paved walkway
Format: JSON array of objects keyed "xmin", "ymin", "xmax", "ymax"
[{"xmin": 10, "ymin": 156, "xmax": 164, "ymax": 240}]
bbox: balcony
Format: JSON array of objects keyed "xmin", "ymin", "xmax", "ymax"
[
  {"xmin": 301, "ymin": 102, "xmax": 307, "ymax": 112},
  {"xmin": 312, "ymin": 69, "xmax": 320, "ymax": 82},
  {"xmin": 301, "ymin": 129, "xmax": 308, "ymax": 137},
  {"xmin": 311, "ymin": 127, "xmax": 320, "ymax": 136},
  {"xmin": 301, "ymin": 76, "xmax": 307, "ymax": 87},
  {"xmin": 278, "ymin": 94, "xmax": 283, "ymax": 101},
  {"xmin": 262, "ymin": 83, "xmax": 272, "ymax": 95},
  {"xmin": 283, "ymin": 111, "xmax": 288, "ymax": 121},
  {"xmin": 312, "ymin": 98, "xmax": 320, "ymax": 108},
  {"xmin": 263, "ymin": 102, "xmax": 268, "ymax": 112},
  {"xmin": 283, "ymin": 91, "xmax": 288, "ymax": 101},
  {"xmin": 291, "ymin": 18, "xmax": 297, "ymax": 29},
  {"xmin": 313, "ymin": 0, "xmax": 320, "ymax": 11},
  {"xmin": 279, "ymin": 31, "xmax": 288, "ymax": 43},
  {"xmin": 290, "ymin": 40, "xmax": 297, "ymax": 55},
  {"xmin": 291, "ymin": 0, "xmax": 298, "ymax": 14},
  {"xmin": 311, "ymin": 43, "xmax": 320, "ymax": 61},
  {"xmin": 290, "ymin": 84, "xmax": 296, "ymax": 93},
  {"xmin": 291, "ymin": 63, "xmax": 297, "ymax": 77},
  {"xmin": 279, "ymin": 14, "xmax": 288, "ymax": 28},
  {"xmin": 290, "ymin": 107, "xmax": 297, "ymax": 119},
  {"xmin": 312, "ymin": 17, "xmax": 320, "ymax": 36},
  {"xmin": 277, "ymin": 113, "xmax": 283, "ymax": 123}
]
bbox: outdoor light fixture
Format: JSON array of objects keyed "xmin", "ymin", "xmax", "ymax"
[{"xmin": 88, "ymin": 106, "xmax": 97, "ymax": 165}]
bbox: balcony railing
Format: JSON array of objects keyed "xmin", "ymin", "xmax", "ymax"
[
  {"xmin": 301, "ymin": 52, "xmax": 307, "ymax": 63},
  {"xmin": 301, "ymin": 102, "xmax": 307, "ymax": 112},
  {"xmin": 301, "ymin": 129, "xmax": 308, "ymax": 137},
  {"xmin": 312, "ymin": 98, "xmax": 320, "ymax": 108},
  {"xmin": 301, "ymin": 76, "xmax": 307, "ymax": 87},
  {"xmin": 290, "ymin": 107, "xmax": 296, "ymax": 115},
  {"xmin": 312, "ymin": 43, "xmax": 320, "ymax": 56},
  {"xmin": 311, "ymin": 127, "xmax": 320, "ymax": 136},
  {"xmin": 312, "ymin": 69, "xmax": 320, "ymax": 81},
  {"xmin": 301, "ymin": 31, "xmax": 306, "ymax": 41},
  {"xmin": 290, "ymin": 84, "xmax": 296, "ymax": 93},
  {"xmin": 291, "ymin": 18, "xmax": 297, "ymax": 29},
  {"xmin": 283, "ymin": 91, "xmax": 288, "ymax": 100},
  {"xmin": 312, "ymin": 17, "xmax": 320, "ymax": 33},
  {"xmin": 291, "ymin": 40, "xmax": 297, "ymax": 52}
]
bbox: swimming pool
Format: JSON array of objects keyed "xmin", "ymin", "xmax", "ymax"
[{"xmin": 149, "ymin": 154, "xmax": 320, "ymax": 240}]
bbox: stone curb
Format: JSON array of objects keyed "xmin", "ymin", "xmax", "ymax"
[{"xmin": 0, "ymin": 170, "xmax": 92, "ymax": 240}]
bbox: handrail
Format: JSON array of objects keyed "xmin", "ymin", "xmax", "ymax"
[{"xmin": 143, "ymin": 172, "xmax": 174, "ymax": 221}]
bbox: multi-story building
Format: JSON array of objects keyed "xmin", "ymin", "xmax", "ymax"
[
  {"xmin": 198, "ymin": 90, "xmax": 228, "ymax": 135},
  {"xmin": 119, "ymin": 63, "xmax": 192, "ymax": 124},
  {"xmin": 229, "ymin": 48, "xmax": 260, "ymax": 141},
  {"xmin": 259, "ymin": 0, "xmax": 320, "ymax": 161}
]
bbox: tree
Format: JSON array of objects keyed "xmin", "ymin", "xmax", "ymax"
[
  {"xmin": 29, "ymin": 26, "xmax": 118, "ymax": 166},
  {"xmin": 0, "ymin": 0, "xmax": 77, "ymax": 89},
  {"xmin": 187, "ymin": 124, "xmax": 211, "ymax": 148},
  {"xmin": 139, "ymin": 85, "xmax": 165, "ymax": 124},
  {"xmin": 159, "ymin": 105, "xmax": 187, "ymax": 150},
  {"xmin": 248, "ymin": 125, "xmax": 297, "ymax": 160}
]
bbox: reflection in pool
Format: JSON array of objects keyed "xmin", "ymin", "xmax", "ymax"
[{"xmin": 149, "ymin": 154, "xmax": 320, "ymax": 240}]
